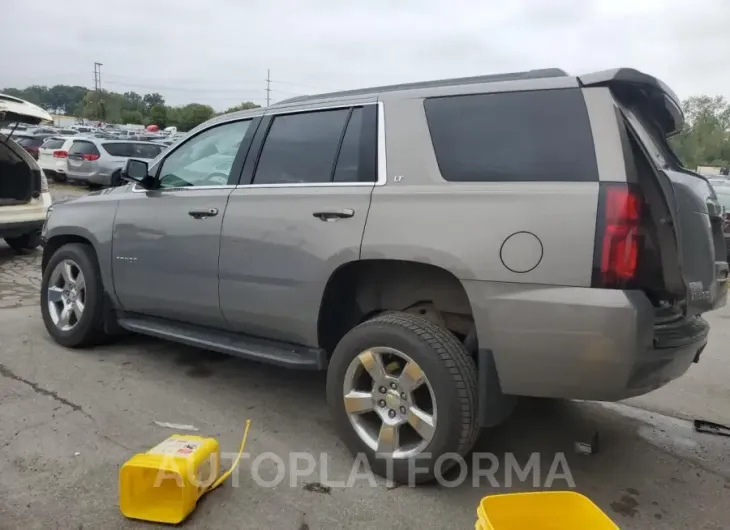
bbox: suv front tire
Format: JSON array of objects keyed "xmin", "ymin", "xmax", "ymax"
[{"xmin": 40, "ymin": 243, "xmax": 108, "ymax": 347}]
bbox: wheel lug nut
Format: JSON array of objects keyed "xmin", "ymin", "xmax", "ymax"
[
  {"xmin": 390, "ymin": 382, "xmax": 397, "ymax": 390},
  {"xmin": 400, "ymin": 393, "xmax": 406, "ymax": 400},
  {"xmin": 379, "ymin": 386, "xmax": 386, "ymax": 394},
  {"xmin": 388, "ymin": 409, "xmax": 396, "ymax": 418},
  {"xmin": 400, "ymin": 406, "xmax": 406, "ymax": 414},
  {"xmin": 378, "ymin": 400, "xmax": 386, "ymax": 407}
]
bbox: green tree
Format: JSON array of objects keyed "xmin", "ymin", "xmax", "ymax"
[
  {"xmin": 221, "ymin": 101, "xmax": 261, "ymax": 114},
  {"xmin": 175, "ymin": 103, "xmax": 215, "ymax": 131},
  {"xmin": 148, "ymin": 104, "xmax": 168, "ymax": 128},
  {"xmin": 670, "ymin": 95, "xmax": 730, "ymax": 169},
  {"xmin": 143, "ymin": 92, "xmax": 165, "ymax": 110},
  {"xmin": 120, "ymin": 109, "xmax": 144, "ymax": 125}
]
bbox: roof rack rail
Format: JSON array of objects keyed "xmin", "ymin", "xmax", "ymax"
[{"xmin": 272, "ymin": 68, "xmax": 568, "ymax": 106}]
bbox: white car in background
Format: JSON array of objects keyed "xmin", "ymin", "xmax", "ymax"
[
  {"xmin": 37, "ymin": 136, "xmax": 78, "ymax": 182},
  {"xmin": 0, "ymin": 93, "xmax": 53, "ymax": 252}
]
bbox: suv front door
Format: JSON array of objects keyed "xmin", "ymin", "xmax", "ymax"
[
  {"xmin": 112, "ymin": 118, "xmax": 257, "ymax": 328},
  {"xmin": 219, "ymin": 104, "xmax": 379, "ymax": 346}
]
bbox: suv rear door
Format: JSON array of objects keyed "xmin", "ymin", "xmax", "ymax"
[
  {"xmin": 218, "ymin": 103, "xmax": 379, "ymax": 346},
  {"xmin": 581, "ymin": 69, "xmax": 728, "ymax": 316}
]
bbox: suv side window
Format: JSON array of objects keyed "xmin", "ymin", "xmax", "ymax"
[
  {"xmin": 253, "ymin": 109, "xmax": 350, "ymax": 184},
  {"xmin": 157, "ymin": 120, "xmax": 251, "ymax": 189},
  {"xmin": 424, "ymin": 88, "xmax": 598, "ymax": 182},
  {"xmin": 333, "ymin": 107, "xmax": 369, "ymax": 183}
]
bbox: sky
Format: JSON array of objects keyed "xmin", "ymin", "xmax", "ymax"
[{"xmin": 2, "ymin": 0, "xmax": 730, "ymax": 110}]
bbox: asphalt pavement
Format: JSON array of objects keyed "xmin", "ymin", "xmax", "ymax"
[{"xmin": 0, "ymin": 184, "xmax": 728, "ymax": 529}]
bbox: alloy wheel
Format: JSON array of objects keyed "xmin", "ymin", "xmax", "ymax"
[
  {"xmin": 46, "ymin": 259, "xmax": 86, "ymax": 331},
  {"xmin": 342, "ymin": 346, "xmax": 437, "ymax": 459}
]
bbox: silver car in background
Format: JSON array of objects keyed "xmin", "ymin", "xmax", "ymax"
[{"xmin": 66, "ymin": 138, "xmax": 166, "ymax": 187}]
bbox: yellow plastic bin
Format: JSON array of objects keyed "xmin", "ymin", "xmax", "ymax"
[
  {"xmin": 476, "ymin": 491, "xmax": 619, "ymax": 530},
  {"xmin": 119, "ymin": 435, "xmax": 221, "ymax": 524}
]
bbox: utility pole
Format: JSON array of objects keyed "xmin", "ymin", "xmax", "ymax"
[
  {"xmin": 266, "ymin": 69, "xmax": 271, "ymax": 107},
  {"xmin": 93, "ymin": 62, "xmax": 103, "ymax": 91},
  {"xmin": 93, "ymin": 62, "xmax": 104, "ymax": 122}
]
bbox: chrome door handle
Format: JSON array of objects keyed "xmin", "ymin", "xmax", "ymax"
[
  {"xmin": 188, "ymin": 208, "xmax": 219, "ymax": 219},
  {"xmin": 313, "ymin": 208, "xmax": 354, "ymax": 221}
]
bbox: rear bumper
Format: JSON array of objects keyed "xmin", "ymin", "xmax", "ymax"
[
  {"xmin": 67, "ymin": 171, "xmax": 110, "ymax": 186},
  {"xmin": 463, "ymin": 282, "xmax": 710, "ymax": 401},
  {"xmin": 0, "ymin": 219, "xmax": 44, "ymax": 238}
]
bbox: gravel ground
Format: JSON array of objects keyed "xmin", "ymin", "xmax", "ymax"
[{"xmin": 0, "ymin": 183, "xmax": 728, "ymax": 529}]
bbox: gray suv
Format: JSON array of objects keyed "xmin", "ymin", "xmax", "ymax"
[{"xmin": 40, "ymin": 68, "xmax": 728, "ymax": 483}]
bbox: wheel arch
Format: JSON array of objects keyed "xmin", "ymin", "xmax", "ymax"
[{"xmin": 317, "ymin": 258, "xmax": 475, "ymax": 356}]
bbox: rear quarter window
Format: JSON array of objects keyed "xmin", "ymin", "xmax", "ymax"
[
  {"xmin": 130, "ymin": 143, "xmax": 163, "ymax": 159},
  {"xmin": 424, "ymin": 88, "xmax": 599, "ymax": 182},
  {"xmin": 101, "ymin": 143, "xmax": 132, "ymax": 157}
]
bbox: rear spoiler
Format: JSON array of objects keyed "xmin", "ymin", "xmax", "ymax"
[{"xmin": 578, "ymin": 68, "xmax": 684, "ymax": 137}]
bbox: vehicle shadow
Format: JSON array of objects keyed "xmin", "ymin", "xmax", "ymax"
[
  {"xmin": 0, "ymin": 243, "xmax": 41, "ymax": 266},
  {"xmin": 90, "ymin": 334, "xmax": 724, "ymax": 527}
]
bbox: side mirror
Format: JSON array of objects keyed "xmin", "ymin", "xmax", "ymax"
[{"xmin": 121, "ymin": 158, "xmax": 150, "ymax": 186}]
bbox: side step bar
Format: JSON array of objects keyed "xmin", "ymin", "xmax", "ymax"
[{"xmin": 117, "ymin": 314, "xmax": 327, "ymax": 370}]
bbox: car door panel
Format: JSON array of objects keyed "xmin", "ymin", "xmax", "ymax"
[
  {"xmin": 112, "ymin": 188, "xmax": 232, "ymax": 328},
  {"xmin": 111, "ymin": 118, "xmax": 256, "ymax": 328},
  {"xmin": 218, "ymin": 104, "xmax": 378, "ymax": 346},
  {"xmin": 219, "ymin": 186, "xmax": 372, "ymax": 345}
]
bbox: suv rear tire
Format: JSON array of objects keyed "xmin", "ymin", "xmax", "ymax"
[
  {"xmin": 5, "ymin": 233, "xmax": 41, "ymax": 253},
  {"xmin": 40, "ymin": 243, "xmax": 108, "ymax": 348},
  {"xmin": 326, "ymin": 312, "xmax": 479, "ymax": 484}
]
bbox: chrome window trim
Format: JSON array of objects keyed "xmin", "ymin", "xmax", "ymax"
[{"xmin": 132, "ymin": 101, "xmax": 387, "ymax": 193}]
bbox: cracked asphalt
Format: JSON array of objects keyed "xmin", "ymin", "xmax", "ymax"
[{"xmin": 0, "ymin": 183, "xmax": 728, "ymax": 529}]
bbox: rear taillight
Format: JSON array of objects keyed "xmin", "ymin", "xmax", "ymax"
[
  {"xmin": 82, "ymin": 153, "xmax": 100, "ymax": 161},
  {"xmin": 53, "ymin": 150, "xmax": 68, "ymax": 158},
  {"xmin": 593, "ymin": 183, "xmax": 642, "ymax": 288}
]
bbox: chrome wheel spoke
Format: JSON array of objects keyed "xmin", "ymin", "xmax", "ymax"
[
  {"xmin": 407, "ymin": 406, "xmax": 436, "ymax": 442},
  {"xmin": 398, "ymin": 361, "xmax": 425, "ymax": 393},
  {"xmin": 358, "ymin": 349, "xmax": 387, "ymax": 383},
  {"xmin": 74, "ymin": 273, "xmax": 85, "ymax": 292},
  {"xmin": 58, "ymin": 306, "xmax": 72, "ymax": 328},
  {"xmin": 73, "ymin": 300, "xmax": 85, "ymax": 318},
  {"xmin": 376, "ymin": 423, "xmax": 399, "ymax": 455},
  {"xmin": 61, "ymin": 261, "xmax": 75, "ymax": 284},
  {"xmin": 47, "ymin": 286, "xmax": 64, "ymax": 303},
  {"xmin": 344, "ymin": 391, "xmax": 374, "ymax": 415}
]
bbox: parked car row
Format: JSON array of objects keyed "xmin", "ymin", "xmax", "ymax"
[{"xmin": 37, "ymin": 136, "xmax": 167, "ymax": 186}]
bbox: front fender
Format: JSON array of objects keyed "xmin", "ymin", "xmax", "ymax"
[{"xmin": 42, "ymin": 193, "xmax": 121, "ymax": 306}]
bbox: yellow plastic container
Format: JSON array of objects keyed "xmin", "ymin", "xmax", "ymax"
[
  {"xmin": 475, "ymin": 491, "xmax": 619, "ymax": 530},
  {"xmin": 119, "ymin": 435, "xmax": 221, "ymax": 524}
]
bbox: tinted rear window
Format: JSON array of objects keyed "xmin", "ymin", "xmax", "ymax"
[
  {"xmin": 16, "ymin": 136, "xmax": 45, "ymax": 147},
  {"xmin": 424, "ymin": 88, "xmax": 598, "ymax": 182},
  {"xmin": 69, "ymin": 141, "xmax": 100, "ymax": 155},
  {"xmin": 43, "ymin": 139, "xmax": 65, "ymax": 150}
]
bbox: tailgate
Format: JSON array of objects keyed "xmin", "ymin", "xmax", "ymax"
[
  {"xmin": 582, "ymin": 69, "xmax": 728, "ymax": 315},
  {"xmin": 67, "ymin": 153, "xmax": 93, "ymax": 174}
]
